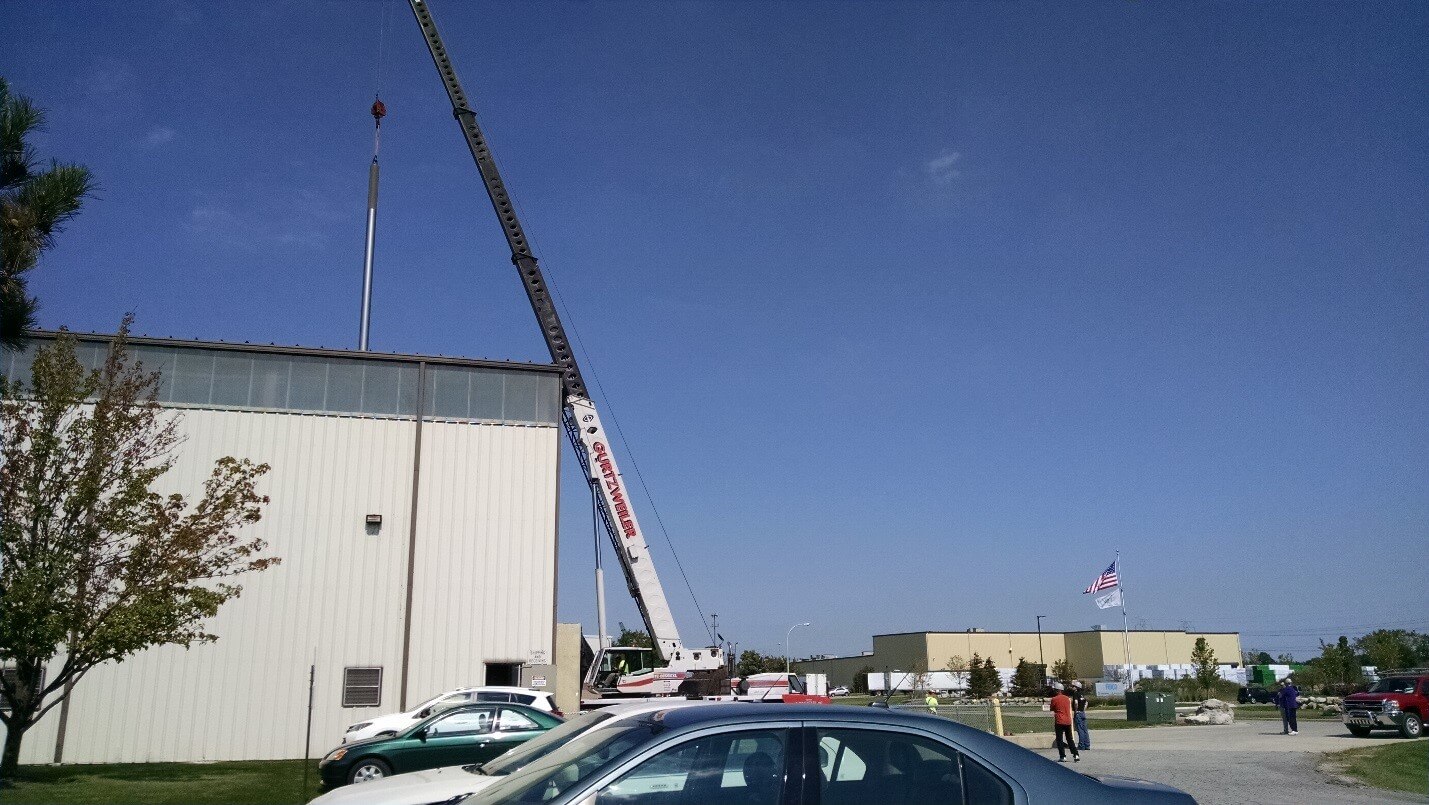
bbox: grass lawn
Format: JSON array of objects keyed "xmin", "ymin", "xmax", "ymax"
[
  {"xmin": 4, "ymin": 759, "xmax": 323, "ymax": 804},
  {"xmin": 1234, "ymin": 704, "xmax": 1339, "ymax": 720},
  {"xmin": 1328, "ymin": 740, "xmax": 1429, "ymax": 796},
  {"xmin": 998, "ymin": 714, "xmax": 1160, "ymax": 735}
]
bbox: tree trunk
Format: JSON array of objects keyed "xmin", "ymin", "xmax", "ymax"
[{"xmin": 2, "ymin": 719, "xmax": 27, "ymax": 779}]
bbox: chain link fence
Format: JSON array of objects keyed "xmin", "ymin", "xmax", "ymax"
[{"xmin": 886, "ymin": 700, "xmax": 997, "ymax": 733}]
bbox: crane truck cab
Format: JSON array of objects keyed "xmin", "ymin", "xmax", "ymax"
[{"xmin": 584, "ymin": 644, "xmax": 729, "ymax": 703}]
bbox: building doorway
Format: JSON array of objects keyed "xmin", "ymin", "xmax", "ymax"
[{"xmin": 486, "ymin": 662, "xmax": 521, "ymax": 686}]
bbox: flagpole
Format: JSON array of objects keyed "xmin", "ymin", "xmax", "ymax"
[{"xmin": 1118, "ymin": 550, "xmax": 1132, "ymax": 691}]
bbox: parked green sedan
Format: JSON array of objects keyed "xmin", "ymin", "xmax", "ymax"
[{"xmin": 319, "ymin": 702, "xmax": 562, "ymax": 786}]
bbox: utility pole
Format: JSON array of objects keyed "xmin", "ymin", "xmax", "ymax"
[
  {"xmin": 786, "ymin": 622, "xmax": 811, "ymax": 675},
  {"xmin": 1036, "ymin": 615, "xmax": 1047, "ymax": 669}
]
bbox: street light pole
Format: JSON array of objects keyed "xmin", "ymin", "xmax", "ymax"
[
  {"xmin": 786, "ymin": 622, "xmax": 811, "ymax": 675},
  {"xmin": 1036, "ymin": 615, "xmax": 1047, "ymax": 669}
]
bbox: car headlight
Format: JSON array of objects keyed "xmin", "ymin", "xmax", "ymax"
[
  {"xmin": 1383, "ymin": 700, "xmax": 1400, "ymax": 713},
  {"xmin": 325, "ymin": 748, "xmax": 348, "ymax": 762},
  {"xmin": 346, "ymin": 722, "xmax": 373, "ymax": 732}
]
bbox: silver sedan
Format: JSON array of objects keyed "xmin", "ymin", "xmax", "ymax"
[{"xmin": 457, "ymin": 702, "xmax": 1196, "ymax": 804}]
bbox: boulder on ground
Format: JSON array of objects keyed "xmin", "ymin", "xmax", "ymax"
[
  {"xmin": 1322, "ymin": 704, "xmax": 1342, "ymax": 715},
  {"xmin": 1182, "ymin": 699, "xmax": 1234, "ymax": 725}
]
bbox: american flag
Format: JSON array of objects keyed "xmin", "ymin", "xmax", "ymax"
[{"xmin": 1083, "ymin": 560, "xmax": 1119, "ymax": 594}]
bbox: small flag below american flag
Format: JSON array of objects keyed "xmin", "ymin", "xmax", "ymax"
[{"xmin": 1083, "ymin": 560, "xmax": 1119, "ymax": 594}]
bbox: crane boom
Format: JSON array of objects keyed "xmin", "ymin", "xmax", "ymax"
[{"xmin": 406, "ymin": 1, "xmax": 717, "ymax": 677}]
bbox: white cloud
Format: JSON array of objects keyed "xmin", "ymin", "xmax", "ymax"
[
  {"xmin": 144, "ymin": 126, "xmax": 176, "ymax": 147},
  {"xmin": 186, "ymin": 186, "xmax": 356, "ymax": 253},
  {"xmin": 924, "ymin": 151, "xmax": 962, "ymax": 185}
]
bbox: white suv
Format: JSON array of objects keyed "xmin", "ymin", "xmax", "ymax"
[{"xmin": 342, "ymin": 686, "xmax": 560, "ymax": 743}]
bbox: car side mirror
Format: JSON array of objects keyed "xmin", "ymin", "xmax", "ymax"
[{"xmin": 415, "ymin": 727, "xmax": 428, "ymax": 742}]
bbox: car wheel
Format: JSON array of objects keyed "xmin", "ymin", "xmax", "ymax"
[
  {"xmin": 1347, "ymin": 725, "xmax": 1371, "ymax": 737},
  {"xmin": 1399, "ymin": 713, "xmax": 1423, "ymax": 739},
  {"xmin": 348, "ymin": 757, "xmax": 392, "ymax": 785}
]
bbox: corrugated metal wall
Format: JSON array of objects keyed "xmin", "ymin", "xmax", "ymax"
[{"xmin": 8, "ymin": 405, "xmax": 559, "ymax": 764}]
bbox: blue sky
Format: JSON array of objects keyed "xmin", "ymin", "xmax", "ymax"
[{"xmin": 9, "ymin": 1, "xmax": 1427, "ymax": 662}]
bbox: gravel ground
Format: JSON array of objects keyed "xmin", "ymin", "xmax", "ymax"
[{"xmin": 1027, "ymin": 719, "xmax": 1427, "ymax": 804}]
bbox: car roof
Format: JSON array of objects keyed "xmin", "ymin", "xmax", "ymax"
[
  {"xmin": 439, "ymin": 686, "xmax": 552, "ymax": 696},
  {"xmin": 644, "ymin": 704, "xmax": 1049, "ymax": 766},
  {"xmin": 632, "ymin": 703, "xmax": 1139, "ymax": 802},
  {"xmin": 579, "ymin": 699, "xmax": 724, "ymax": 719}
]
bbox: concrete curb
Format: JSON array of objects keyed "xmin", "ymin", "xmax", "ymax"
[{"xmin": 997, "ymin": 732, "xmax": 1054, "ymax": 750}]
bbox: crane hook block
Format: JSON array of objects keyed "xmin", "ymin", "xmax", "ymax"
[{"xmin": 371, "ymin": 99, "xmax": 388, "ymax": 121}]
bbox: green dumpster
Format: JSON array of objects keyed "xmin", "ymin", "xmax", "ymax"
[{"xmin": 1125, "ymin": 691, "xmax": 1176, "ymax": 723}]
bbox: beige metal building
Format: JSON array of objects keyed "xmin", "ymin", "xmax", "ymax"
[
  {"xmin": 793, "ymin": 628, "xmax": 1243, "ymax": 686},
  {"xmin": 3, "ymin": 334, "xmax": 565, "ymax": 764}
]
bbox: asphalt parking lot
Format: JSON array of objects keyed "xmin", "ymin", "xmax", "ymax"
[{"xmin": 1028, "ymin": 720, "xmax": 1426, "ymax": 804}]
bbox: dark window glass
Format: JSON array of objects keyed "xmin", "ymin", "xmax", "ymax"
[
  {"xmin": 360, "ymin": 362, "xmax": 401, "ymax": 414},
  {"xmin": 470, "ymin": 369, "xmax": 504, "ymax": 420},
  {"xmin": 429, "ymin": 708, "xmax": 495, "ymax": 737},
  {"xmin": 131, "ymin": 346, "xmax": 177, "ymax": 402},
  {"xmin": 428, "ymin": 366, "xmax": 471, "ymax": 419},
  {"xmin": 170, "ymin": 350, "xmax": 215, "ymax": 404},
  {"xmin": 250, "ymin": 356, "xmax": 290, "ymax": 408},
  {"xmin": 211, "ymin": 354, "xmax": 253, "ymax": 406},
  {"xmin": 503, "ymin": 372, "xmax": 539, "ymax": 422},
  {"xmin": 325, "ymin": 361, "xmax": 364, "ymax": 412},
  {"xmin": 816, "ymin": 728, "xmax": 1011, "ymax": 805},
  {"xmin": 534, "ymin": 374, "xmax": 561, "ymax": 423},
  {"xmin": 596, "ymin": 728, "xmax": 789, "ymax": 805},
  {"xmin": 477, "ymin": 691, "xmax": 514, "ymax": 703},
  {"xmin": 396, "ymin": 364, "xmax": 419, "ymax": 415},
  {"xmin": 287, "ymin": 356, "xmax": 328, "ymax": 410}
]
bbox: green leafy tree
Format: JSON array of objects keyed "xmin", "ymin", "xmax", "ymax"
[
  {"xmin": 967, "ymin": 654, "xmax": 1000, "ymax": 699},
  {"xmin": 0, "ymin": 78, "xmax": 93, "ymax": 349},
  {"xmin": 615, "ymin": 622, "xmax": 652, "ymax": 649},
  {"xmin": 1010, "ymin": 658, "xmax": 1041, "ymax": 696},
  {"xmin": 1316, "ymin": 636, "xmax": 1364, "ymax": 692},
  {"xmin": 761, "ymin": 654, "xmax": 789, "ymax": 674},
  {"xmin": 1245, "ymin": 649, "xmax": 1274, "ymax": 665},
  {"xmin": 1051, "ymin": 659, "xmax": 1077, "ymax": 686},
  {"xmin": 1354, "ymin": 630, "xmax": 1425, "ymax": 671},
  {"xmin": 1275, "ymin": 652, "xmax": 1295, "ymax": 664},
  {"xmin": 735, "ymin": 649, "xmax": 787, "ymax": 677},
  {"xmin": 943, "ymin": 655, "xmax": 969, "ymax": 693},
  {"xmin": 1191, "ymin": 637, "xmax": 1219, "ymax": 698},
  {"xmin": 0, "ymin": 324, "xmax": 277, "ymax": 777},
  {"xmin": 851, "ymin": 665, "xmax": 875, "ymax": 694}
]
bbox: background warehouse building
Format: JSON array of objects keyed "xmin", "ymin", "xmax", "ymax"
[
  {"xmin": 792, "ymin": 628, "xmax": 1244, "ymax": 688},
  {"xmin": 2, "ymin": 333, "xmax": 566, "ymax": 764}
]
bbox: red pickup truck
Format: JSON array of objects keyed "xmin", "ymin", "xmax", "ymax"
[{"xmin": 1341, "ymin": 670, "xmax": 1428, "ymax": 738}]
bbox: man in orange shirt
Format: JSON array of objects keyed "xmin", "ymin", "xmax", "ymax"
[{"xmin": 1049, "ymin": 682, "xmax": 1080, "ymax": 762}]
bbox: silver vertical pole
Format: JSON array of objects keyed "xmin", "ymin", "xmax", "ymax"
[
  {"xmin": 359, "ymin": 98, "xmax": 386, "ymax": 350},
  {"xmin": 359, "ymin": 159, "xmax": 379, "ymax": 350},
  {"xmin": 1118, "ymin": 551, "xmax": 1132, "ymax": 690}
]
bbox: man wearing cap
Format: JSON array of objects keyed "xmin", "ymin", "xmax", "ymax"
[
  {"xmin": 1070, "ymin": 681, "xmax": 1091, "ymax": 750},
  {"xmin": 1048, "ymin": 682, "xmax": 1080, "ymax": 762}
]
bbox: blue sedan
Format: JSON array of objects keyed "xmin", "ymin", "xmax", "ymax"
[{"xmin": 458, "ymin": 702, "xmax": 1195, "ymax": 804}]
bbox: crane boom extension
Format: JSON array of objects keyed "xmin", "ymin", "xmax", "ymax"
[{"xmin": 407, "ymin": 1, "xmax": 718, "ymax": 680}]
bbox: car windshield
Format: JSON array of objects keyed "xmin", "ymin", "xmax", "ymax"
[
  {"xmin": 463, "ymin": 720, "xmax": 653, "ymax": 803},
  {"xmin": 465, "ymin": 710, "xmax": 617, "ymax": 776},
  {"xmin": 1368, "ymin": 678, "xmax": 1418, "ymax": 694},
  {"xmin": 408, "ymin": 692, "xmax": 457, "ymax": 714}
]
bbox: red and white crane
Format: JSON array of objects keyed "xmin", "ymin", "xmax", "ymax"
[{"xmin": 405, "ymin": 0, "xmax": 727, "ymax": 702}]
